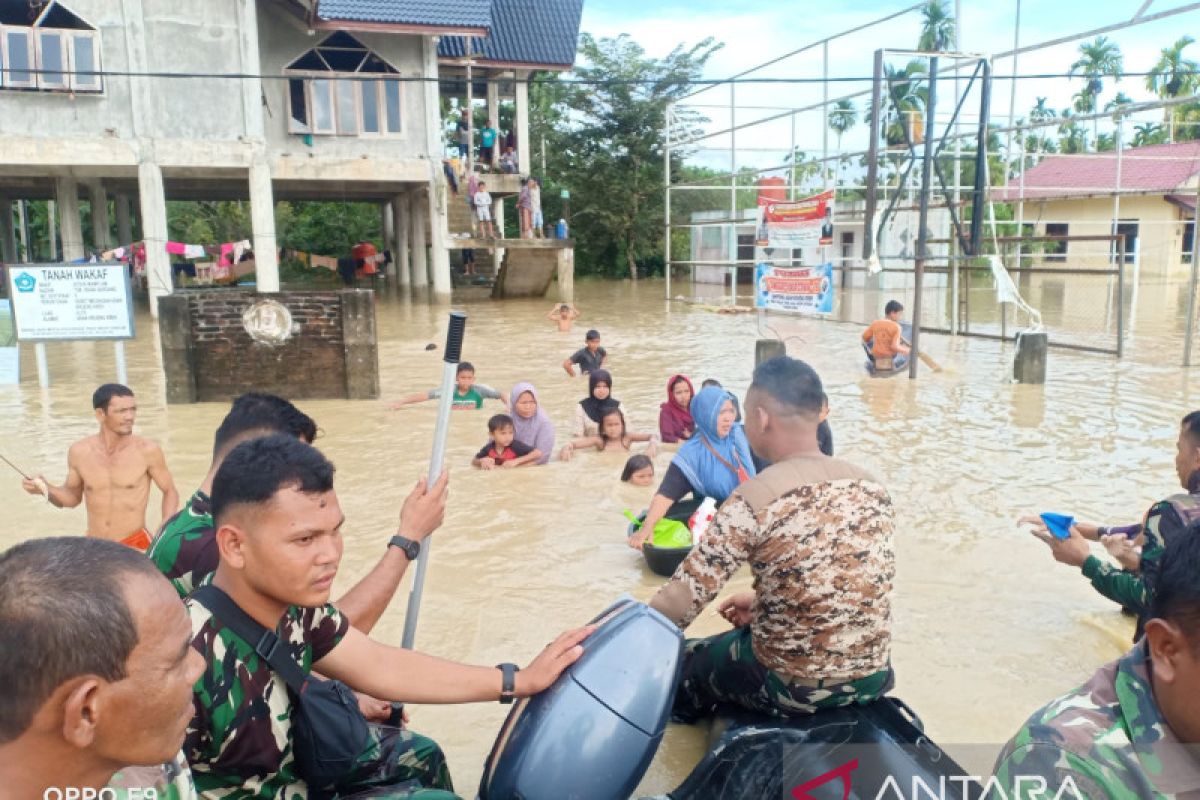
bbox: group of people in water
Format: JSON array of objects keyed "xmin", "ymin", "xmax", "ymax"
[{"xmin": 3, "ymin": 316, "xmax": 1200, "ymax": 799}]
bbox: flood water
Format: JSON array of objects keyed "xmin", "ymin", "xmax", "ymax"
[{"xmin": 3, "ymin": 275, "xmax": 1200, "ymax": 794}]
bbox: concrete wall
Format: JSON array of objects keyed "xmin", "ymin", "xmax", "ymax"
[
  {"xmin": 1029, "ymin": 195, "xmax": 1193, "ymax": 278},
  {"xmin": 157, "ymin": 289, "xmax": 379, "ymax": 403}
]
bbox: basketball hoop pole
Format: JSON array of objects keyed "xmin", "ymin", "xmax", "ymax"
[{"xmin": 910, "ymin": 57, "xmax": 939, "ymax": 380}]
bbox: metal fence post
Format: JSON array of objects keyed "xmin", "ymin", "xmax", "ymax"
[{"xmin": 1117, "ymin": 253, "xmax": 1125, "ymax": 360}]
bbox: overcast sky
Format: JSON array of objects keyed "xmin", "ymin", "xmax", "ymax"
[{"xmin": 578, "ymin": 0, "xmax": 1200, "ymax": 175}]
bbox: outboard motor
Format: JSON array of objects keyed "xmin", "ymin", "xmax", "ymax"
[
  {"xmin": 666, "ymin": 698, "xmax": 982, "ymax": 800},
  {"xmin": 478, "ymin": 596, "xmax": 683, "ymax": 800}
]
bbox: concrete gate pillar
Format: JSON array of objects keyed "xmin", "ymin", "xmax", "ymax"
[
  {"xmin": 55, "ymin": 177, "xmax": 85, "ymax": 261},
  {"xmin": 137, "ymin": 161, "xmax": 172, "ymax": 316},
  {"xmin": 115, "ymin": 194, "xmax": 134, "ymax": 246},
  {"xmin": 381, "ymin": 202, "xmax": 395, "ymax": 276},
  {"xmin": 429, "ymin": 175, "xmax": 451, "ymax": 299},
  {"xmin": 394, "ymin": 193, "xmax": 411, "ymax": 287},
  {"xmin": 249, "ymin": 159, "xmax": 279, "ymax": 292},
  {"xmin": 515, "ymin": 70, "xmax": 531, "ymax": 177},
  {"xmin": 89, "ymin": 182, "xmax": 111, "ymax": 250}
]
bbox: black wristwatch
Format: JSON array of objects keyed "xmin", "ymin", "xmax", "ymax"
[
  {"xmin": 388, "ymin": 534, "xmax": 421, "ymax": 561},
  {"xmin": 496, "ymin": 662, "xmax": 520, "ymax": 704}
]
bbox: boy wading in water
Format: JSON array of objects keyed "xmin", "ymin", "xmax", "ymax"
[{"xmin": 21, "ymin": 383, "xmax": 179, "ymax": 551}]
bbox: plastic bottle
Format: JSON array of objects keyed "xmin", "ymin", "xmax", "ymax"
[
  {"xmin": 556, "ymin": 219, "xmax": 568, "ymax": 239},
  {"xmin": 688, "ymin": 498, "xmax": 718, "ymax": 544}
]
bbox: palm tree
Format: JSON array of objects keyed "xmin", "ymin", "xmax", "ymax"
[
  {"xmin": 1133, "ymin": 122, "xmax": 1166, "ymax": 147},
  {"xmin": 1028, "ymin": 97, "xmax": 1056, "ymax": 164},
  {"xmin": 1058, "ymin": 109, "xmax": 1087, "ymax": 154},
  {"xmin": 828, "ymin": 99, "xmax": 857, "ymax": 151},
  {"xmin": 1104, "ymin": 92, "xmax": 1133, "ymax": 113},
  {"xmin": 1147, "ymin": 36, "xmax": 1198, "ymax": 141},
  {"xmin": 917, "ymin": 0, "xmax": 955, "ymax": 51},
  {"xmin": 1069, "ymin": 36, "xmax": 1124, "ymax": 143}
]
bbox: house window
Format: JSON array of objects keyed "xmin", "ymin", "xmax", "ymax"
[
  {"xmin": 285, "ymin": 33, "xmax": 402, "ymax": 138},
  {"xmin": 841, "ymin": 231, "xmax": 854, "ymax": 263},
  {"xmin": 0, "ymin": 2, "xmax": 101, "ymax": 93},
  {"xmin": 1045, "ymin": 223, "xmax": 1068, "ymax": 262},
  {"xmin": 1112, "ymin": 221, "xmax": 1138, "ymax": 264},
  {"xmin": 1185, "ymin": 221, "xmax": 1195, "ymax": 264}
]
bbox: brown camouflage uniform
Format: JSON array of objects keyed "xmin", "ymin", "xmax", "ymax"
[
  {"xmin": 651, "ymin": 455, "xmax": 896, "ymax": 721},
  {"xmin": 991, "ymin": 641, "xmax": 1200, "ymax": 799}
]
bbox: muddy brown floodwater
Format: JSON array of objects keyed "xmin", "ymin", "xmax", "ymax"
[{"xmin": 3, "ymin": 276, "xmax": 1199, "ymax": 795}]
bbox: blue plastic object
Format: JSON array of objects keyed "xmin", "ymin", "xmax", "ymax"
[
  {"xmin": 1040, "ymin": 512, "xmax": 1075, "ymax": 540},
  {"xmin": 478, "ymin": 596, "xmax": 683, "ymax": 800},
  {"xmin": 555, "ymin": 219, "xmax": 568, "ymax": 239}
]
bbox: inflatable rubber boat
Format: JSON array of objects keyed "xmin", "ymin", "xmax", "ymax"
[{"xmin": 477, "ymin": 597, "xmax": 978, "ymax": 799}]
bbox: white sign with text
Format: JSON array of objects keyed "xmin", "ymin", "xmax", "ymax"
[{"xmin": 7, "ymin": 263, "xmax": 134, "ymax": 341}]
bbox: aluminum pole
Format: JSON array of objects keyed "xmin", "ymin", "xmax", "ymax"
[
  {"xmin": 822, "ymin": 40, "xmax": 830, "ymax": 190},
  {"xmin": 665, "ymin": 102, "xmax": 673, "ymax": 300},
  {"xmin": 863, "ymin": 50, "xmax": 885, "ymax": 260},
  {"xmin": 729, "ymin": 82, "xmax": 738, "ymax": 303},
  {"xmin": 910, "ymin": 56, "xmax": 939, "ymax": 380},
  {"xmin": 401, "ymin": 311, "xmax": 467, "ymax": 648},
  {"xmin": 1004, "ymin": 0, "xmax": 1021, "ymax": 180}
]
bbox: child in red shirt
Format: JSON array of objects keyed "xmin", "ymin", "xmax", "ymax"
[{"xmin": 473, "ymin": 414, "xmax": 542, "ymax": 470}]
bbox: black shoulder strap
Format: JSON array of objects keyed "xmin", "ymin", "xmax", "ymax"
[{"xmin": 191, "ymin": 585, "xmax": 309, "ymax": 692}]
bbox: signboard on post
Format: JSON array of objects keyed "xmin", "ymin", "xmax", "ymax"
[
  {"xmin": 7, "ymin": 263, "xmax": 134, "ymax": 341},
  {"xmin": 755, "ymin": 262, "xmax": 835, "ymax": 315},
  {"xmin": 755, "ymin": 189, "xmax": 835, "ymax": 249}
]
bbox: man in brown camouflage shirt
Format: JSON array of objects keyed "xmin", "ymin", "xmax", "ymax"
[{"xmin": 651, "ymin": 356, "xmax": 896, "ymax": 721}]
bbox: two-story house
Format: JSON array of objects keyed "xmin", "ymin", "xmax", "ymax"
[{"xmin": 0, "ymin": 0, "xmax": 583, "ymax": 313}]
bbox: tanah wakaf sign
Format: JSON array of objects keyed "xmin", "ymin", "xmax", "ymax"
[{"xmin": 8, "ymin": 263, "xmax": 134, "ymax": 341}]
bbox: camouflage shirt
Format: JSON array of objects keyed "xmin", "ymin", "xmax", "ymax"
[
  {"xmin": 149, "ymin": 489, "xmax": 216, "ymax": 598},
  {"xmin": 651, "ymin": 455, "xmax": 895, "ymax": 680},
  {"xmin": 991, "ymin": 641, "xmax": 1200, "ymax": 799},
  {"xmin": 183, "ymin": 598, "xmax": 349, "ymax": 799},
  {"xmin": 107, "ymin": 751, "xmax": 198, "ymax": 799}
]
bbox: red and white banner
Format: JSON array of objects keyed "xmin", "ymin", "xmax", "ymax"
[{"xmin": 755, "ymin": 189, "xmax": 835, "ymax": 249}]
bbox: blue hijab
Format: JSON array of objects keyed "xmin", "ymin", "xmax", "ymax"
[{"xmin": 672, "ymin": 387, "xmax": 757, "ymax": 502}]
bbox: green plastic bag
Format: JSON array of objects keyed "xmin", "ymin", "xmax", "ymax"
[{"xmin": 623, "ymin": 510, "xmax": 692, "ymax": 548}]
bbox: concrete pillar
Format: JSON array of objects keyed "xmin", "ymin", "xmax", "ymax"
[
  {"xmin": 394, "ymin": 192, "xmax": 411, "ymax": 287},
  {"xmin": 556, "ymin": 247, "xmax": 574, "ymax": 302},
  {"xmin": 428, "ymin": 171, "xmax": 452, "ymax": 299},
  {"xmin": 115, "ymin": 194, "xmax": 133, "ymax": 246},
  {"xmin": 340, "ymin": 289, "xmax": 380, "ymax": 399},
  {"xmin": 47, "ymin": 200, "xmax": 57, "ymax": 260},
  {"xmin": 486, "ymin": 75, "xmax": 500, "ymax": 170},
  {"xmin": 0, "ymin": 198, "xmax": 16, "ymax": 263},
  {"xmin": 494, "ymin": 194, "xmax": 506, "ymax": 270},
  {"xmin": 16, "ymin": 200, "xmax": 29, "ymax": 260},
  {"xmin": 411, "ymin": 188, "xmax": 429, "ymax": 288},
  {"xmin": 515, "ymin": 71, "xmax": 531, "ymax": 176},
  {"xmin": 248, "ymin": 159, "xmax": 279, "ymax": 293},
  {"xmin": 137, "ymin": 160, "xmax": 172, "ymax": 316},
  {"xmin": 89, "ymin": 182, "xmax": 111, "ymax": 250},
  {"xmin": 156, "ymin": 294, "xmax": 197, "ymax": 404},
  {"xmin": 55, "ymin": 177, "xmax": 84, "ymax": 261},
  {"xmin": 1014, "ymin": 331, "xmax": 1048, "ymax": 384},
  {"xmin": 381, "ymin": 202, "xmax": 395, "ymax": 275}
]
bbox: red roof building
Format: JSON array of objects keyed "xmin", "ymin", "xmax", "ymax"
[{"xmin": 997, "ymin": 142, "xmax": 1200, "ymax": 277}]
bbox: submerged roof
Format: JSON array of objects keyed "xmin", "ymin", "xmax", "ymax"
[
  {"xmin": 438, "ymin": 0, "xmax": 584, "ymax": 69},
  {"xmin": 998, "ymin": 141, "xmax": 1200, "ymax": 201},
  {"xmin": 315, "ymin": 0, "xmax": 492, "ymax": 31}
]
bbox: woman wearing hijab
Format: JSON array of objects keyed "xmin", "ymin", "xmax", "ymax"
[
  {"xmin": 658, "ymin": 374, "xmax": 695, "ymax": 443},
  {"xmin": 572, "ymin": 369, "xmax": 626, "ymax": 438},
  {"xmin": 509, "ymin": 382, "xmax": 555, "ymax": 465},
  {"xmin": 629, "ymin": 386, "xmax": 756, "ymax": 549}
]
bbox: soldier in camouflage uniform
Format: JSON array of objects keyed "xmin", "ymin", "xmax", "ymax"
[
  {"xmin": 651, "ymin": 357, "xmax": 895, "ymax": 721},
  {"xmin": 991, "ymin": 527, "xmax": 1200, "ymax": 799},
  {"xmin": 185, "ymin": 435, "xmax": 591, "ymax": 798},
  {"xmin": 0, "ymin": 538, "xmax": 204, "ymax": 798},
  {"xmin": 1024, "ymin": 411, "xmax": 1200, "ymax": 640}
]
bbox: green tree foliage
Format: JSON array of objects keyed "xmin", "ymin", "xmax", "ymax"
[
  {"xmin": 1146, "ymin": 36, "xmax": 1198, "ymax": 141},
  {"xmin": 1069, "ymin": 36, "xmax": 1123, "ymax": 143},
  {"xmin": 828, "ymin": 99, "xmax": 857, "ymax": 151},
  {"xmin": 917, "ymin": 0, "xmax": 955, "ymax": 51},
  {"xmin": 531, "ymin": 33, "xmax": 722, "ymax": 279}
]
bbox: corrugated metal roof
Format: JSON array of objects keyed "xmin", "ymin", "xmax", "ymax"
[
  {"xmin": 997, "ymin": 141, "xmax": 1200, "ymax": 201},
  {"xmin": 316, "ymin": 0, "xmax": 492, "ymax": 29},
  {"xmin": 438, "ymin": 0, "xmax": 584, "ymax": 68}
]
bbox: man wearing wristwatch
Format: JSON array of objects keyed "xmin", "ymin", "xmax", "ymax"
[
  {"xmin": 183, "ymin": 434, "xmax": 592, "ymax": 798},
  {"xmin": 1022, "ymin": 410, "xmax": 1200, "ymax": 641}
]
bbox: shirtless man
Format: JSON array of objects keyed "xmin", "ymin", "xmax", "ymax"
[{"xmin": 22, "ymin": 383, "xmax": 179, "ymax": 551}]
